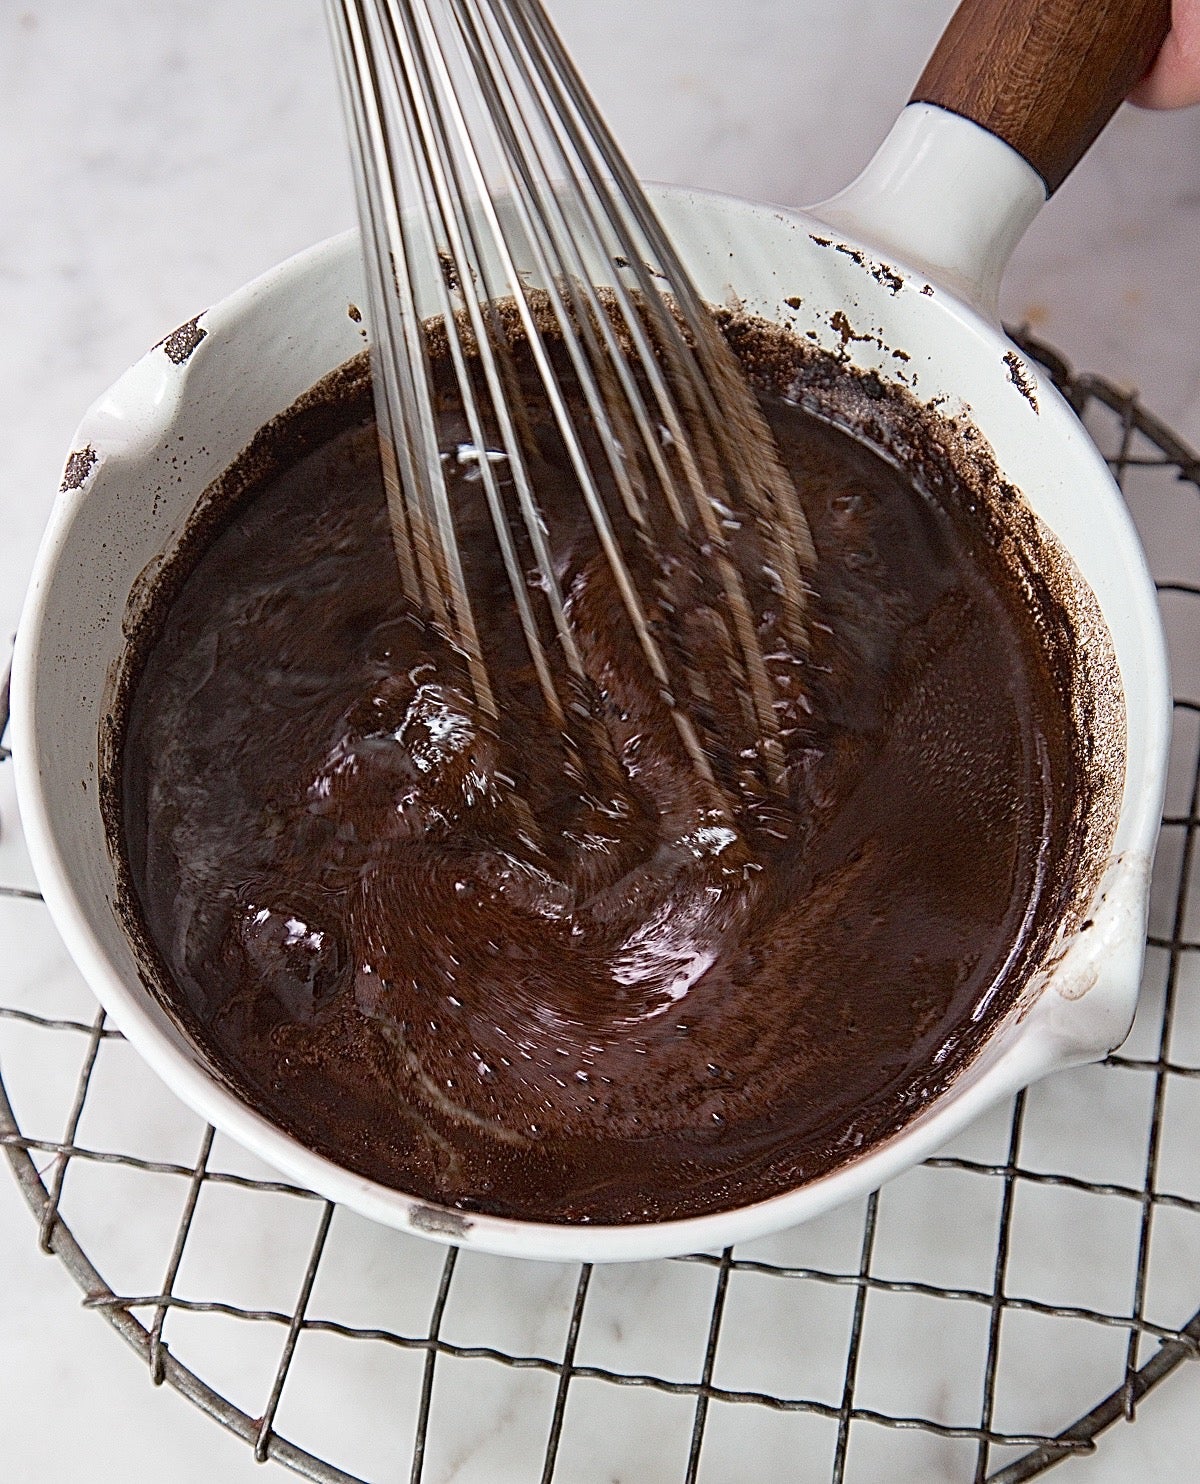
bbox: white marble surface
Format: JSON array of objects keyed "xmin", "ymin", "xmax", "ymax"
[{"xmin": 2, "ymin": 2, "xmax": 1200, "ymax": 1480}]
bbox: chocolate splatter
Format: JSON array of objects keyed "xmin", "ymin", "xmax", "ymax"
[
  {"xmin": 829, "ymin": 308, "xmax": 878, "ymax": 359},
  {"xmin": 1004, "ymin": 351, "xmax": 1040, "ymax": 412},
  {"xmin": 833, "ymin": 243, "xmax": 903, "ymax": 294},
  {"xmin": 437, "ymin": 250, "xmax": 460, "ymax": 293},
  {"xmin": 160, "ymin": 316, "xmax": 207, "ymax": 366},
  {"xmin": 61, "ymin": 445, "xmax": 98, "ymax": 492}
]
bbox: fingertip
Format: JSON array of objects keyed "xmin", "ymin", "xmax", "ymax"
[
  {"xmin": 1128, "ymin": 71, "xmax": 1200, "ymax": 109},
  {"xmin": 1131, "ymin": 6, "xmax": 1200, "ymax": 109}
]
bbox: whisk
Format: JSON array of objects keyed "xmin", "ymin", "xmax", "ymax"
[{"xmin": 325, "ymin": 0, "xmax": 815, "ymax": 797}]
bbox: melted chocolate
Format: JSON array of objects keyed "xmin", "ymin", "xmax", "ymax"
[{"xmin": 117, "ymin": 326, "xmax": 1098, "ymax": 1225}]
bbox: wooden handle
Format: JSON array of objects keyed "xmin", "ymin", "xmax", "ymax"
[{"xmin": 911, "ymin": 0, "xmax": 1171, "ymax": 193}]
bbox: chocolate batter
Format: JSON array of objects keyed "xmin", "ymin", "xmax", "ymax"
[{"xmin": 116, "ymin": 320, "xmax": 1105, "ymax": 1225}]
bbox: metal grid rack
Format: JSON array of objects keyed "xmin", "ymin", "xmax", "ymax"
[{"xmin": 2, "ymin": 336, "xmax": 1200, "ymax": 1483}]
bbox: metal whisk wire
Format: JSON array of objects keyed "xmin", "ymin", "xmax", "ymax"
[{"xmin": 326, "ymin": 0, "xmax": 814, "ymax": 789}]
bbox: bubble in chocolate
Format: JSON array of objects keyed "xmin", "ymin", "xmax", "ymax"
[{"xmin": 233, "ymin": 902, "xmax": 345, "ymax": 1023}]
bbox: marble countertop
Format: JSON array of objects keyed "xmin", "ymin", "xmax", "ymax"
[{"xmin": 3, "ymin": 2, "xmax": 1200, "ymax": 1480}]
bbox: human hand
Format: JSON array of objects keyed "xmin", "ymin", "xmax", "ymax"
[{"xmin": 1129, "ymin": 0, "xmax": 1200, "ymax": 107}]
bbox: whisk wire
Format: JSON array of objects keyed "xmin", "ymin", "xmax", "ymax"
[
  {"xmin": 358, "ymin": 0, "xmax": 718, "ymax": 780},
  {"xmin": 467, "ymin": 0, "xmax": 790, "ymax": 770},
  {"xmin": 509, "ymin": 0, "xmax": 816, "ymax": 648},
  {"xmin": 455, "ymin": 0, "xmax": 687, "ymax": 529},
  {"xmin": 328, "ymin": 0, "xmax": 816, "ymax": 796},
  {"xmin": 376, "ymin": 0, "xmax": 577, "ymax": 723},
  {"xmin": 334, "ymin": 0, "xmax": 499, "ymax": 725}
]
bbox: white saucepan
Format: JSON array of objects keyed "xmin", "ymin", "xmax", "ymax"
[{"xmin": 10, "ymin": 0, "xmax": 1173, "ymax": 1260}]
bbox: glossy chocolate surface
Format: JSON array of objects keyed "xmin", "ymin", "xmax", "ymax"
[{"xmin": 117, "ymin": 326, "xmax": 1099, "ymax": 1224}]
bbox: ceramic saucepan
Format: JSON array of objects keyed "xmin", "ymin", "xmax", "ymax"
[{"xmin": 11, "ymin": 0, "xmax": 1173, "ymax": 1259}]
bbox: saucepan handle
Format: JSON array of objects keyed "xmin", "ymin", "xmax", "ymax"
[
  {"xmin": 811, "ymin": 0, "xmax": 1173, "ymax": 318},
  {"xmin": 911, "ymin": 0, "xmax": 1172, "ymax": 193}
]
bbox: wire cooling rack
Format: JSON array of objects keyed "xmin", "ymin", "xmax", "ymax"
[{"xmin": 3, "ymin": 335, "xmax": 1200, "ymax": 1483}]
